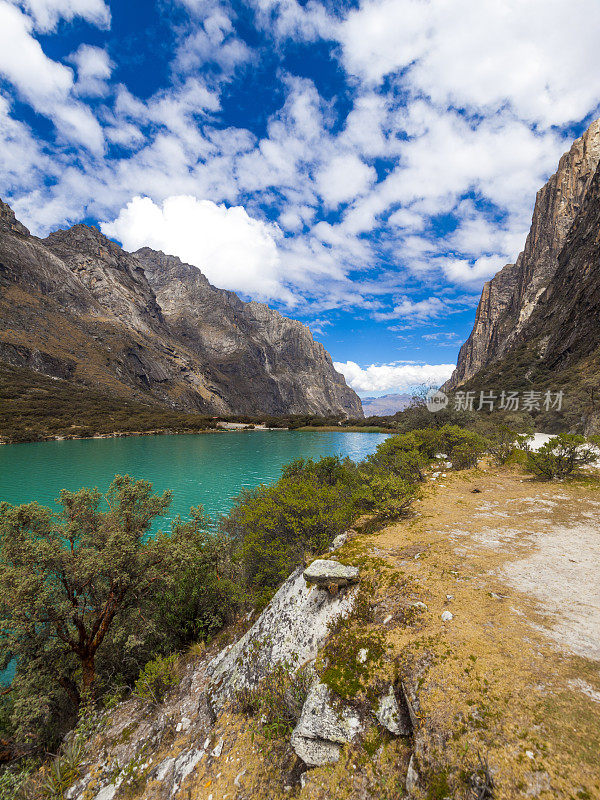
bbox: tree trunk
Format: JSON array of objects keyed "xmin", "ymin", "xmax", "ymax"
[{"xmin": 81, "ymin": 655, "xmax": 96, "ymax": 700}]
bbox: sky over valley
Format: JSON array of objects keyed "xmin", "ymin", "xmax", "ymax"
[{"xmin": 1, "ymin": 0, "xmax": 600, "ymax": 396}]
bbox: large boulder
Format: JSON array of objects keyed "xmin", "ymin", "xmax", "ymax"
[
  {"xmin": 291, "ymin": 681, "xmax": 363, "ymax": 767},
  {"xmin": 207, "ymin": 569, "xmax": 358, "ymax": 712},
  {"xmin": 303, "ymin": 559, "xmax": 360, "ymax": 589},
  {"xmin": 375, "ymin": 685, "xmax": 412, "ymax": 736}
]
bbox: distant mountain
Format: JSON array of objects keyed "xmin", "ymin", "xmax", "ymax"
[
  {"xmin": 361, "ymin": 393, "xmax": 413, "ymax": 416},
  {"xmin": 0, "ymin": 201, "xmax": 362, "ymax": 417}
]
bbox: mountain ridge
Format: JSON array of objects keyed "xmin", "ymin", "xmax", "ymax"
[
  {"xmin": 0, "ymin": 200, "xmax": 363, "ymax": 418},
  {"xmin": 446, "ymin": 118, "xmax": 600, "ymax": 391}
]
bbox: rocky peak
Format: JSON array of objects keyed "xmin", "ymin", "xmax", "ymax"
[
  {"xmin": 0, "ymin": 198, "xmax": 30, "ymax": 237},
  {"xmin": 44, "ymin": 224, "xmax": 165, "ymax": 333},
  {"xmin": 447, "ymin": 118, "xmax": 600, "ymax": 388}
]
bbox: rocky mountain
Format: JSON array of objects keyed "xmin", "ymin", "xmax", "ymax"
[
  {"xmin": 0, "ymin": 200, "xmax": 362, "ymax": 417},
  {"xmin": 446, "ymin": 118, "xmax": 600, "ymax": 390},
  {"xmin": 361, "ymin": 393, "xmax": 413, "ymax": 416}
]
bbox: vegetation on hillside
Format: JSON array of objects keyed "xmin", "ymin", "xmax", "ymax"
[
  {"xmin": 0, "ymin": 363, "xmax": 216, "ymax": 444},
  {"xmin": 1, "ymin": 423, "xmax": 599, "ymax": 793}
]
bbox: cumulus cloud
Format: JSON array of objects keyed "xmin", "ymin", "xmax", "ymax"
[
  {"xmin": 316, "ymin": 153, "xmax": 376, "ymax": 208},
  {"xmin": 334, "ymin": 360, "xmax": 455, "ymax": 393},
  {"xmin": 14, "ymin": 0, "xmax": 110, "ymax": 31},
  {"xmin": 339, "ymin": 0, "xmax": 600, "ymax": 126},
  {"xmin": 101, "ymin": 195, "xmax": 296, "ymax": 303}
]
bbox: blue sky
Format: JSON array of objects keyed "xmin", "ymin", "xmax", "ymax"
[{"xmin": 1, "ymin": 0, "xmax": 599, "ymax": 396}]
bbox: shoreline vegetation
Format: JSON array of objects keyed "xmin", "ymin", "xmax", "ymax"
[
  {"xmin": 1, "ymin": 361, "xmax": 588, "ymax": 447},
  {"xmin": 2, "ymin": 426, "xmax": 599, "ymax": 797}
]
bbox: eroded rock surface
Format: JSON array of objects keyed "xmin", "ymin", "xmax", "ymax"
[{"xmin": 303, "ymin": 559, "xmax": 360, "ymax": 589}]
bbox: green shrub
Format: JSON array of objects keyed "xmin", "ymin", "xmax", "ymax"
[
  {"xmin": 133, "ymin": 654, "xmax": 179, "ymax": 705},
  {"xmin": 362, "ymin": 473, "xmax": 417, "ymax": 520},
  {"xmin": 224, "ymin": 457, "xmax": 362, "ymax": 604},
  {"xmin": 364, "ymin": 433, "xmax": 429, "ymax": 482},
  {"xmin": 487, "ymin": 426, "xmax": 521, "ymax": 465},
  {"xmin": 235, "ymin": 664, "xmax": 311, "ymax": 739},
  {"xmin": 523, "ymin": 434, "xmax": 598, "ymax": 479}
]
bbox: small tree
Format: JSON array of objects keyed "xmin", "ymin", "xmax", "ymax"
[{"xmin": 523, "ymin": 434, "xmax": 598, "ymax": 479}]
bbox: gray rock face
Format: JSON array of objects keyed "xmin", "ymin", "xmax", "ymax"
[
  {"xmin": 291, "ymin": 681, "xmax": 363, "ymax": 766},
  {"xmin": 0, "ymin": 203, "xmax": 363, "ymax": 417},
  {"xmin": 375, "ymin": 685, "xmax": 412, "ymax": 736},
  {"xmin": 136, "ymin": 248, "xmax": 363, "ymax": 417},
  {"xmin": 303, "ymin": 559, "xmax": 360, "ymax": 588},
  {"xmin": 447, "ymin": 118, "xmax": 600, "ymax": 388},
  {"xmin": 207, "ymin": 568, "xmax": 358, "ymax": 712}
]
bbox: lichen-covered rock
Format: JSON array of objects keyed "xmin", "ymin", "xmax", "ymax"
[
  {"xmin": 291, "ymin": 681, "xmax": 363, "ymax": 766},
  {"xmin": 207, "ymin": 568, "xmax": 357, "ymax": 712},
  {"xmin": 375, "ymin": 685, "xmax": 412, "ymax": 736},
  {"xmin": 406, "ymin": 754, "xmax": 419, "ymax": 795},
  {"xmin": 329, "ymin": 532, "xmax": 348, "ymax": 551},
  {"xmin": 303, "ymin": 559, "xmax": 360, "ymax": 588}
]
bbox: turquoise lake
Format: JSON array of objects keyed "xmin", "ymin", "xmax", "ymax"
[
  {"xmin": 0, "ymin": 430, "xmax": 389, "ymax": 685},
  {"xmin": 0, "ymin": 430, "xmax": 389, "ymax": 526}
]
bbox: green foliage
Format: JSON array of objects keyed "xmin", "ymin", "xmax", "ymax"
[
  {"xmin": 133, "ymin": 654, "xmax": 179, "ymax": 705},
  {"xmin": 0, "ymin": 476, "xmax": 236, "ymax": 750},
  {"xmin": 487, "ymin": 426, "xmax": 521, "ymax": 465},
  {"xmin": 523, "ymin": 434, "xmax": 598, "ymax": 479},
  {"xmin": 223, "ymin": 456, "xmax": 362, "ymax": 604},
  {"xmin": 235, "ymin": 664, "xmax": 311, "ymax": 739},
  {"xmin": 362, "ymin": 473, "xmax": 416, "ymax": 520},
  {"xmin": 364, "ymin": 433, "xmax": 428, "ymax": 482}
]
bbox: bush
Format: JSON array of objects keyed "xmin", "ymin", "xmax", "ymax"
[
  {"xmin": 523, "ymin": 434, "xmax": 598, "ymax": 479},
  {"xmin": 364, "ymin": 433, "xmax": 429, "ymax": 482},
  {"xmin": 133, "ymin": 654, "xmax": 179, "ymax": 705},
  {"xmin": 487, "ymin": 426, "xmax": 521, "ymax": 465},
  {"xmin": 223, "ymin": 457, "xmax": 362, "ymax": 604},
  {"xmin": 235, "ymin": 664, "xmax": 311, "ymax": 739},
  {"xmin": 362, "ymin": 473, "xmax": 417, "ymax": 520}
]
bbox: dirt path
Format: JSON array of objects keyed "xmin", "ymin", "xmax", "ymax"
[{"xmin": 363, "ymin": 465, "xmax": 600, "ymax": 798}]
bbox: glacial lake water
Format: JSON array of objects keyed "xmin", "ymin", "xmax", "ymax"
[
  {"xmin": 0, "ymin": 430, "xmax": 390, "ymax": 526},
  {"xmin": 0, "ymin": 430, "xmax": 389, "ymax": 686}
]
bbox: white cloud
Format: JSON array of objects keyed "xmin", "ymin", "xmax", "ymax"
[
  {"xmin": 14, "ymin": 0, "xmax": 110, "ymax": 31},
  {"xmin": 334, "ymin": 360, "xmax": 455, "ymax": 393},
  {"xmin": 389, "ymin": 296, "xmax": 445, "ymax": 321},
  {"xmin": 0, "ymin": 2, "xmax": 104, "ymax": 151},
  {"xmin": 69, "ymin": 43, "xmax": 112, "ymax": 96},
  {"xmin": 316, "ymin": 153, "xmax": 376, "ymax": 208},
  {"xmin": 339, "ymin": 0, "xmax": 600, "ymax": 126},
  {"xmin": 101, "ymin": 194, "xmax": 296, "ymax": 304}
]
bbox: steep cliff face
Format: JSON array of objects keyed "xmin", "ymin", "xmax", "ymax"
[
  {"xmin": 136, "ymin": 248, "xmax": 362, "ymax": 416},
  {"xmin": 0, "ymin": 202, "xmax": 362, "ymax": 417},
  {"xmin": 447, "ymin": 118, "xmax": 600, "ymax": 388}
]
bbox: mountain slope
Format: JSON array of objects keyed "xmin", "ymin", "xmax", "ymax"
[
  {"xmin": 446, "ymin": 118, "xmax": 600, "ymax": 389},
  {"xmin": 0, "ymin": 200, "xmax": 362, "ymax": 417}
]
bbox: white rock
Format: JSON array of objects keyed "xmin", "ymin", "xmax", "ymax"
[
  {"xmin": 94, "ymin": 787, "xmax": 116, "ymax": 800},
  {"xmin": 211, "ymin": 738, "xmax": 224, "ymax": 758},
  {"xmin": 291, "ymin": 681, "xmax": 363, "ymax": 767},
  {"xmin": 411, "ymin": 601, "xmax": 427, "ymax": 612},
  {"xmin": 330, "ymin": 532, "xmax": 348, "ymax": 551},
  {"xmin": 207, "ymin": 568, "xmax": 357, "ymax": 711},
  {"xmin": 375, "ymin": 686, "xmax": 411, "ymax": 736},
  {"xmin": 383, "ymin": 614, "xmax": 393, "ymax": 624},
  {"xmin": 441, "ymin": 610, "xmax": 453, "ymax": 622},
  {"xmin": 303, "ymin": 559, "xmax": 360, "ymax": 587},
  {"xmin": 357, "ymin": 648, "xmax": 368, "ymax": 664},
  {"xmin": 406, "ymin": 754, "xmax": 419, "ymax": 794}
]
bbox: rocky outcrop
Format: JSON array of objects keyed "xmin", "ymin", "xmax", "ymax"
[
  {"xmin": 447, "ymin": 118, "xmax": 600, "ymax": 388},
  {"xmin": 0, "ymin": 201, "xmax": 362, "ymax": 416},
  {"xmin": 290, "ymin": 681, "xmax": 363, "ymax": 766},
  {"xmin": 207, "ymin": 566, "xmax": 359, "ymax": 713}
]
